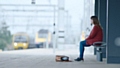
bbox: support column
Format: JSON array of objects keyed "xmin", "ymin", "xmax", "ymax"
[
  {"xmin": 94, "ymin": 0, "xmax": 99, "ymax": 55},
  {"xmin": 57, "ymin": 0, "xmax": 65, "ymax": 49},
  {"xmin": 95, "ymin": 0, "xmax": 99, "ymax": 18},
  {"xmin": 106, "ymin": 0, "xmax": 120, "ymax": 64},
  {"xmin": 94, "ymin": 0, "xmax": 107, "ymax": 58},
  {"xmin": 99, "ymin": 0, "xmax": 107, "ymax": 58}
]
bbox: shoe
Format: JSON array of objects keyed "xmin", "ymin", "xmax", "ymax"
[{"xmin": 74, "ymin": 57, "xmax": 84, "ymax": 61}]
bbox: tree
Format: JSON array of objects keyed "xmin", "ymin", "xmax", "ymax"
[{"xmin": 0, "ymin": 21, "xmax": 12, "ymax": 50}]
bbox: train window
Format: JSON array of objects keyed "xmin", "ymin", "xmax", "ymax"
[
  {"xmin": 14, "ymin": 39, "xmax": 20, "ymax": 42},
  {"xmin": 38, "ymin": 33, "xmax": 47, "ymax": 38},
  {"xmin": 14, "ymin": 36, "xmax": 28, "ymax": 42}
]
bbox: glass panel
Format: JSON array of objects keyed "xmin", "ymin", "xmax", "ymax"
[
  {"xmin": 38, "ymin": 33, "xmax": 47, "ymax": 38},
  {"xmin": 14, "ymin": 35, "xmax": 27, "ymax": 43}
]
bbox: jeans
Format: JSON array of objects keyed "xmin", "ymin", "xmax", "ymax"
[{"xmin": 79, "ymin": 40, "xmax": 90, "ymax": 58}]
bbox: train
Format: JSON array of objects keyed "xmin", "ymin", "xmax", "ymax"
[
  {"xmin": 35, "ymin": 29, "xmax": 52, "ymax": 48},
  {"xmin": 12, "ymin": 32, "xmax": 29, "ymax": 50}
]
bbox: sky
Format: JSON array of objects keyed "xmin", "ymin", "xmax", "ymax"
[
  {"xmin": 65, "ymin": 0, "xmax": 84, "ymax": 30},
  {"xmin": 0, "ymin": 0, "xmax": 84, "ymax": 36}
]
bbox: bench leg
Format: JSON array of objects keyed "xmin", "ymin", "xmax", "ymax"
[
  {"xmin": 96, "ymin": 48, "xmax": 103, "ymax": 62},
  {"xmin": 94, "ymin": 47, "xmax": 97, "ymax": 55},
  {"xmin": 96, "ymin": 51, "xmax": 102, "ymax": 62}
]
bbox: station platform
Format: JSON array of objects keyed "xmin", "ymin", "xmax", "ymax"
[{"xmin": 0, "ymin": 49, "xmax": 120, "ymax": 68}]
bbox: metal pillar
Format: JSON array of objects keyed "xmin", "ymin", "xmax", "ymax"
[
  {"xmin": 106, "ymin": 0, "xmax": 120, "ymax": 64},
  {"xmin": 57, "ymin": 0, "xmax": 65, "ymax": 49},
  {"xmin": 53, "ymin": 6, "xmax": 56, "ymax": 53}
]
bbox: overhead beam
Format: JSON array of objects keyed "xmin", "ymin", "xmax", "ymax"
[
  {"xmin": 0, "ymin": 15, "xmax": 69, "ymax": 18},
  {"xmin": 0, "ymin": 9, "xmax": 68, "ymax": 12},
  {"xmin": 0, "ymin": 9, "xmax": 57, "ymax": 12},
  {"xmin": 0, "ymin": 4, "xmax": 56, "ymax": 7},
  {"xmin": 8, "ymin": 24, "xmax": 53, "ymax": 27}
]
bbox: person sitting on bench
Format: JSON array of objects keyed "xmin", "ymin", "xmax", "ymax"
[{"xmin": 75, "ymin": 16, "xmax": 103, "ymax": 61}]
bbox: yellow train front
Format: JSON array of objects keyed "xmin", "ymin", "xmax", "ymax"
[
  {"xmin": 13, "ymin": 32, "xmax": 29, "ymax": 50},
  {"xmin": 35, "ymin": 29, "xmax": 52, "ymax": 48}
]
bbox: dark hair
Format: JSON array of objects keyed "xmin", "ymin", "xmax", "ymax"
[
  {"xmin": 91, "ymin": 16, "xmax": 102, "ymax": 28},
  {"xmin": 91, "ymin": 16, "xmax": 98, "ymax": 19}
]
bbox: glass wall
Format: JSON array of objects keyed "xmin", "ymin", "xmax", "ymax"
[
  {"xmin": 0, "ymin": 0, "xmax": 95, "ymax": 54},
  {"xmin": 81, "ymin": 0, "xmax": 95, "ymax": 54}
]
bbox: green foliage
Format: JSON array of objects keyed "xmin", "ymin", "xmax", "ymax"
[
  {"xmin": 0, "ymin": 31, "xmax": 12, "ymax": 49},
  {"xmin": 0, "ymin": 39, "xmax": 7, "ymax": 50},
  {"xmin": 0, "ymin": 21, "xmax": 12, "ymax": 49}
]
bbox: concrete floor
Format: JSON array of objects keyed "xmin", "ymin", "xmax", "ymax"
[{"xmin": 0, "ymin": 49, "xmax": 120, "ymax": 68}]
